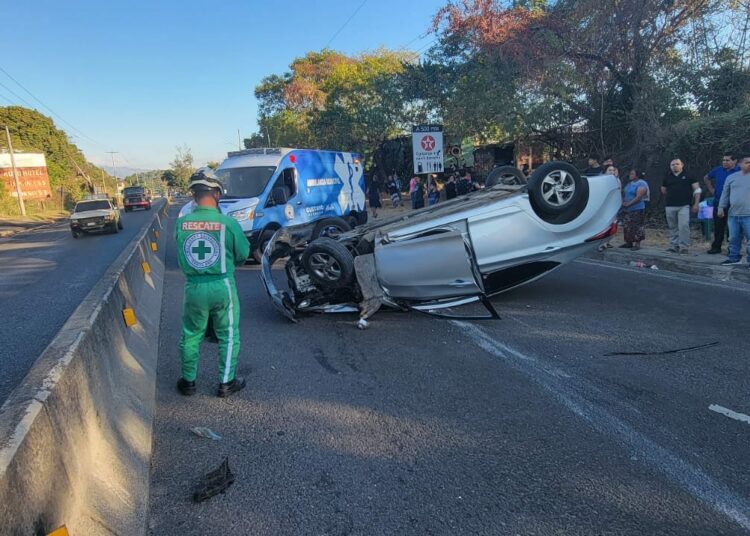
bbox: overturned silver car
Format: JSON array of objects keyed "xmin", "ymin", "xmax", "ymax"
[{"xmin": 260, "ymin": 162, "xmax": 621, "ymax": 323}]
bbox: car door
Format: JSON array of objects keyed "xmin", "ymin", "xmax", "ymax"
[
  {"xmin": 264, "ymin": 167, "xmax": 301, "ymax": 225},
  {"xmin": 373, "ymin": 228, "xmax": 482, "ymax": 300}
]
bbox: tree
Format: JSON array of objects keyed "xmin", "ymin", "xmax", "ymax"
[
  {"xmin": 0, "ymin": 106, "xmax": 114, "ymax": 205},
  {"xmin": 169, "ymin": 145, "xmax": 194, "ymax": 191},
  {"xmin": 430, "ymin": 0, "xmax": 734, "ymax": 165}
]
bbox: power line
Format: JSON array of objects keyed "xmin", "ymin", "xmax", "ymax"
[
  {"xmin": 0, "ymin": 80, "xmax": 38, "ymax": 110},
  {"xmin": 0, "ymin": 65, "xmax": 109, "ymax": 151},
  {"xmin": 324, "ymin": 0, "xmax": 368, "ymax": 48}
]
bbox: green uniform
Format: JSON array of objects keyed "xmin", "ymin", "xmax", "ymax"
[{"xmin": 175, "ymin": 206, "xmax": 250, "ymax": 383}]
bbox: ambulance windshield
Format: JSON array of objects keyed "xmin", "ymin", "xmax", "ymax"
[{"xmin": 215, "ymin": 166, "xmax": 276, "ymax": 198}]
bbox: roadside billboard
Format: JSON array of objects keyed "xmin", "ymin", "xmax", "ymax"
[
  {"xmin": 0, "ymin": 153, "xmax": 52, "ymax": 200},
  {"xmin": 412, "ymin": 125, "xmax": 444, "ymax": 175}
]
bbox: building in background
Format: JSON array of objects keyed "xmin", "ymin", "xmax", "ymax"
[{"xmin": 0, "ymin": 153, "xmax": 52, "ymax": 200}]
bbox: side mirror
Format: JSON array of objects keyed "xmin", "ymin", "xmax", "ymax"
[{"xmin": 271, "ymin": 187, "xmax": 288, "ymax": 205}]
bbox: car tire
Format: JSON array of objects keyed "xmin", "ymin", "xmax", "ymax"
[
  {"xmin": 301, "ymin": 238, "xmax": 355, "ymax": 289},
  {"xmin": 117, "ymin": 219, "xmax": 123, "ymax": 230},
  {"xmin": 311, "ymin": 217, "xmax": 351, "ymax": 240},
  {"xmin": 72, "ymin": 229, "xmax": 81, "ymax": 239},
  {"xmin": 485, "ymin": 166, "xmax": 526, "ymax": 188},
  {"xmin": 527, "ymin": 162, "xmax": 589, "ymax": 224},
  {"xmin": 111, "ymin": 222, "xmax": 119, "ymax": 233}
]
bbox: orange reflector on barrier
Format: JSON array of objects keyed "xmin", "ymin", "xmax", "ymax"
[
  {"xmin": 150, "ymin": 242, "xmax": 158, "ymax": 252},
  {"xmin": 142, "ymin": 261, "xmax": 151, "ymax": 274},
  {"xmin": 47, "ymin": 527, "xmax": 69, "ymax": 536},
  {"xmin": 123, "ymin": 308, "xmax": 137, "ymax": 327}
]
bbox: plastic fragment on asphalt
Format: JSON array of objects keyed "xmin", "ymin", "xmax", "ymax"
[
  {"xmin": 150, "ymin": 242, "xmax": 158, "ymax": 252},
  {"xmin": 191, "ymin": 427, "xmax": 222, "ymax": 441},
  {"xmin": 47, "ymin": 527, "xmax": 69, "ymax": 536},
  {"xmin": 357, "ymin": 318, "xmax": 369, "ymax": 330},
  {"xmin": 141, "ymin": 261, "xmax": 151, "ymax": 274},
  {"xmin": 122, "ymin": 308, "xmax": 137, "ymax": 327},
  {"xmin": 193, "ymin": 457, "xmax": 234, "ymax": 503}
]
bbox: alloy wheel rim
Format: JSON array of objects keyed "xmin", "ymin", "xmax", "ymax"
[
  {"xmin": 541, "ymin": 170, "xmax": 575, "ymax": 207},
  {"xmin": 309, "ymin": 253, "xmax": 342, "ymax": 281}
]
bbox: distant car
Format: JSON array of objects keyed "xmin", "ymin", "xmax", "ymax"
[
  {"xmin": 261, "ymin": 162, "xmax": 622, "ymax": 322},
  {"xmin": 123, "ymin": 186, "xmax": 152, "ymax": 211},
  {"xmin": 70, "ymin": 199, "xmax": 123, "ymax": 238}
]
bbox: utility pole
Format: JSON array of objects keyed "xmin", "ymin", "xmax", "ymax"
[
  {"xmin": 237, "ymin": 129, "xmax": 241, "ymax": 150},
  {"xmin": 106, "ymin": 151, "xmax": 119, "ymax": 192},
  {"xmin": 2, "ymin": 124, "xmax": 26, "ymax": 216}
]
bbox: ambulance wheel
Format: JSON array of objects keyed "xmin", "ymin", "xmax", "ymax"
[
  {"xmin": 311, "ymin": 217, "xmax": 351, "ymax": 240},
  {"xmin": 301, "ymin": 238, "xmax": 354, "ymax": 289}
]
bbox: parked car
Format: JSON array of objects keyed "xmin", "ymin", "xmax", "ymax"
[
  {"xmin": 70, "ymin": 198, "xmax": 123, "ymax": 238},
  {"xmin": 260, "ymin": 162, "xmax": 621, "ymax": 322}
]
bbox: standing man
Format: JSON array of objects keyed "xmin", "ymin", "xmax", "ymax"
[
  {"xmin": 445, "ymin": 173, "xmax": 457, "ymax": 200},
  {"xmin": 175, "ymin": 169, "xmax": 250, "ymax": 398},
  {"xmin": 661, "ymin": 159, "xmax": 701, "ymax": 254},
  {"xmin": 705, "ymin": 152, "xmax": 740, "ymax": 254},
  {"xmin": 718, "ymin": 155, "xmax": 750, "ymax": 266}
]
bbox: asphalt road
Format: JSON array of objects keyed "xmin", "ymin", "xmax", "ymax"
[
  {"xmin": 149, "ymin": 206, "xmax": 750, "ymax": 535},
  {"xmin": 0, "ymin": 202, "xmax": 164, "ymax": 404}
]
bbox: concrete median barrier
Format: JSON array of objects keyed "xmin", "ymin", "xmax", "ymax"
[{"xmin": 0, "ymin": 200, "xmax": 168, "ymax": 535}]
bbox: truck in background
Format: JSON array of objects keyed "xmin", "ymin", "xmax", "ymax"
[
  {"xmin": 179, "ymin": 148, "xmax": 367, "ymax": 262},
  {"xmin": 123, "ymin": 185, "xmax": 152, "ymax": 211}
]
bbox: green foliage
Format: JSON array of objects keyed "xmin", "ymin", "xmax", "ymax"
[
  {"xmin": 249, "ymin": 49, "xmax": 426, "ymax": 167},
  {"xmin": 168, "ymin": 145, "xmax": 194, "ymax": 192},
  {"xmin": 0, "ymin": 106, "xmax": 113, "ymax": 205}
]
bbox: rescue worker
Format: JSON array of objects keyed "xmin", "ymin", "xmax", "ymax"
[{"xmin": 175, "ymin": 169, "xmax": 250, "ymax": 397}]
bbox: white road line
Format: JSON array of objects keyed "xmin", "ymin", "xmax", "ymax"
[
  {"xmin": 575, "ymin": 258, "xmax": 750, "ymax": 294},
  {"xmin": 453, "ymin": 320, "xmax": 750, "ymax": 531},
  {"xmin": 709, "ymin": 405, "xmax": 750, "ymax": 425}
]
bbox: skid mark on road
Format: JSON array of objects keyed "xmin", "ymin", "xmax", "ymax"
[
  {"xmin": 710, "ymin": 405, "xmax": 750, "ymax": 426},
  {"xmin": 312, "ymin": 348, "xmax": 340, "ymax": 375},
  {"xmin": 453, "ymin": 320, "xmax": 750, "ymax": 532}
]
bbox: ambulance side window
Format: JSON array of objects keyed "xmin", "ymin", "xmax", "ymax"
[{"xmin": 267, "ymin": 168, "xmax": 297, "ymax": 206}]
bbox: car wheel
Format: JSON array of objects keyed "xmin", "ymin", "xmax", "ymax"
[
  {"xmin": 527, "ymin": 162, "xmax": 589, "ymax": 223},
  {"xmin": 117, "ymin": 219, "xmax": 123, "ymax": 230},
  {"xmin": 301, "ymin": 238, "xmax": 355, "ymax": 289},
  {"xmin": 485, "ymin": 166, "xmax": 526, "ymax": 188},
  {"xmin": 311, "ymin": 217, "xmax": 351, "ymax": 240},
  {"xmin": 71, "ymin": 229, "xmax": 80, "ymax": 239}
]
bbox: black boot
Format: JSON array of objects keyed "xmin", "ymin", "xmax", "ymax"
[
  {"xmin": 217, "ymin": 376, "xmax": 246, "ymax": 398},
  {"xmin": 177, "ymin": 378, "xmax": 196, "ymax": 396}
]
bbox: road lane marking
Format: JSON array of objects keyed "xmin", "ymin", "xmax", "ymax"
[
  {"xmin": 575, "ymin": 258, "xmax": 750, "ymax": 294},
  {"xmin": 709, "ymin": 405, "xmax": 750, "ymax": 425},
  {"xmin": 452, "ymin": 320, "xmax": 750, "ymax": 531}
]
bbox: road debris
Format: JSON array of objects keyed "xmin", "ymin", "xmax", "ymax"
[{"xmin": 193, "ymin": 457, "xmax": 234, "ymax": 502}]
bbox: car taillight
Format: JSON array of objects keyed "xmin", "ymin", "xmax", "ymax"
[{"xmin": 585, "ymin": 221, "xmax": 618, "ymax": 242}]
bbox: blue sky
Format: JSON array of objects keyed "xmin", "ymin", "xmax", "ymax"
[{"xmin": 0, "ymin": 1, "xmax": 442, "ymax": 172}]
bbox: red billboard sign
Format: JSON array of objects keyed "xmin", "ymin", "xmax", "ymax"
[{"xmin": 0, "ymin": 153, "xmax": 53, "ymax": 200}]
